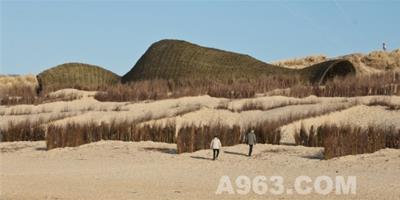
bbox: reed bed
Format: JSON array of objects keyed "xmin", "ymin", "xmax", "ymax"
[
  {"xmin": 95, "ymin": 72, "xmax": 399, "ymax": 102},
  {"xmin": 0, "ymin": 120, "xmax": 45, "ymax": 142},
  {"xmin": 288, "ymin": 71, "xmax": 399, "ymax": 97},
  {"xmin": 95, "ymin": 75, "xmax": 305, "ymax": 101},
  {"xmin": 2, "ymin": 72, "xmax": 398, "ymax": 105},
  {"xmin": 236, "ymin": 100, "xmax": 317, "ymax": 112},
  {"xmin": 295, "ymin": 124, "xmax": 400, "ymax": 159},
  {"xmin": 46, "ymin": 121, "xmax": 176, "ymax": 150},
  {"xmin": 175, "ymin": 104, "xmax": 352, "ymax": 153},
  {"xmin": 45, "ymin": 99, "xmax": 351, "ymax": 151},
  {"xmin": 0, "ymin": 86, "xmax": 79, "ymax": 106},
  {"xmin": 176, "ymin": 124, "xmax": 242, "ymax": 153}
]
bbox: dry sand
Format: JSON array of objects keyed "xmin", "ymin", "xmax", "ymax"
[{"xmin": 1, "ymin": 141, "xmax": 399, "ymax": 200}]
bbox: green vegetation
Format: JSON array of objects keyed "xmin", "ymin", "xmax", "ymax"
[
  {"xmin": 122, "ymin": 39, "xmax": 356, "ymax": 84},
  {"xmin": 31, "ymin": 40, "xmax": 356, "ymax": 95},
  {"xmin": 37, "ymin": 62, "xmax": 120, "ymax": 93}
]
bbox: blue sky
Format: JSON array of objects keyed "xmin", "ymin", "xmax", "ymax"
[{"xmin": 1, "ymin": 0, "xmax": 399, "ymax": 75}]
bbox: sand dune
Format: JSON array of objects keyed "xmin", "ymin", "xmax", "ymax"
[
  {"xmin": 1, "ymin": 89, "xmax": 399, "ymax": 140},
  {"xmin": 273, "ymin": 49, "xmax": 400, "ymax": 74},
  {"xmin": 280, "ymin": 105, "xmax": 400, "ymax": 143}
]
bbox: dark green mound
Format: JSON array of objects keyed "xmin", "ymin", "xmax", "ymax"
[
  {"xmin": 122, "ymin": 39, "xmax": 294, "ymax": 82},
  {"xmin": 300, "ymin": 59, "xmax": 356, "ymax": 84},
  {"xmin": 122, "ymin": 39, "xmax": 356, "ymax": 84},
  {"xmin": 37, "ymin": 63, "xmax": 120, "ymax": 92}
]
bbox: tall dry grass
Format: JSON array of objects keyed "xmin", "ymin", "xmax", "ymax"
[
  {"xmin": 95, "ymin": 72, "xmax": 399, "ymax": 103},
  {"xmin": 46, "ymin": 121, "xmax": 176, "ymax": 150},
  {"xmin": 0, "ymin": 86, "xmax": 79, "ymax": 106},
  {"xmin": 176, "ymin": 124, "xmax": 242, "ymax": 153},
  {"xmin": 295, "ymin": 124, "xmax": 400, "ymax": 159},
  {"xmin": 288, "ymin": 71, "xmax": 399, "ymax": 97},
  {"xmin": 0, "ymin": 120, "xmax": 45, "ymax": 142},
  {"xmin": 176, "ymin": 120, "xmax": 286, "ymax": 154},
  {"xmin": 236, "ymin": 100, "xmax": 316, "ymax": 112},
  {"xmin": 0, "ymin": 85, "xmax": 38, "ymax": 105},
  {"xmin": 2, "ymin": 71, "xmax": 398, "ymax": 105},
  {"xmin": 0, "ymin": 75, "xmax": 38, "ymax": 105},
  {"xmin": 175, "ymin": 104, "xmax": 352, "ymax": 153},
  {"xmin": 42, "ymin": 98, "xmax": 350, "ymax": 150},
  {"xmin": 95, "ymin": 75, "xmax": 306, "ymax": 102}
]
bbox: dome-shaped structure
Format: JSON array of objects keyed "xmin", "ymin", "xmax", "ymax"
[
  {"xmin": 37, "ymin": 63, "xmax": 120, "ymax": 93},
  {"xmin": 122, "ymin": 39, "xmax": 356, "ymax": 84},
  {"xmin": 300, "ymin": 59, "xmax": 356, "ymax": 84},
  {"xmin": 121, "ymin": 39, "xmax": 293, "ymax": 82}
]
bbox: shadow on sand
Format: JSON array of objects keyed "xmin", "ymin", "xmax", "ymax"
[
  {"xmin": 301, "ymin": 152, "xmax": 324, "ymax": 160},
  {"xmin": 190, "ymin": 156, "xmax": 213, "ymax": 160},
  {"xmin": 142, "ymin": 147, "xmax": 177, "ymax": 154},
  {"xmin": 35, "ymin": 147, "xmax": 47, "ymax": 151},
  {"xmin": 224, "ymin": 150, "xmax": 248, "ymax": 157}
]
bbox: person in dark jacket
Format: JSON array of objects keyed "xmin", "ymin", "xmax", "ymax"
[{"xmin": 245, "ymin": 130, "xmax": 257, "ymax": 156}]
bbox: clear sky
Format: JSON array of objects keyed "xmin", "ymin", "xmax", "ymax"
[{"xmin": 1, "ymin": 0, "xmax": 399, "ymax": 75}]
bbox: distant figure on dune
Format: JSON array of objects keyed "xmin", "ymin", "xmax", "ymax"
[
  {"xmin": 245, "ymin": 130, "xmax": 257, "ymax": 157},
  {"xmin": 383, "ymin": 42, "xmax": 387, "ymax": 51},
  {"xmin": 210, "ymin": 135, "xmax": 222, "ymax": 160}
]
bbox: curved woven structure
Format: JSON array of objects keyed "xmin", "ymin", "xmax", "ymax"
[
  {"xmin": 300, "ymin": 59, "xmax": 356, "ymax": 84},
  {"xmin": 122, "ymin": 39, "xmax": 356, "ymax": 84},
  {"xmin": 122, "ymin": 39, "xmax": 293, "ymax": 82},
  {"xmin": 37, "ymin": 63, "xmax": 120, "ymax": 93},
  {"xmin": 37, "ymin": 40, "xmax": 356, "ymax": 93}
]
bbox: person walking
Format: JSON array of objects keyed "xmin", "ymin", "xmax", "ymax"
[
  {"xmin": 245, "ymin": 130, "xmax": 257, "ymax": 157},
  {"xmin": 210, "ymin": 135, "xmax": 222, "ymax": 160}
]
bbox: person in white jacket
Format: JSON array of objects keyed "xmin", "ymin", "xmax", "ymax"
[{"xmin": 210, "ymin": 135, "xmax": 222, "ymax": 160}]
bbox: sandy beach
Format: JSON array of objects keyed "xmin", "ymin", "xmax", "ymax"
[
  {"xmin": 1, "ymin": 140, "xmax": 399, "ymax": 200},
  {"xmin": 2, "ymin": 1, "xmax": 400, "ymax": 199}
]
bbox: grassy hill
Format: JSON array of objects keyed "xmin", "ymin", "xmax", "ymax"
[
  {"xmin": 37, "ymin": 63, "xmax": 120, "ymax": 93},
  {"xmin": 122, "ymin": 39, "xmax": 355, "ymax": 84}
]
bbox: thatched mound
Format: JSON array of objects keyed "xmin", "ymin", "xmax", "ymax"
[
  {"xmin": 122, "ymin": 39, "xmax": 356, "ymax": 84},
  {"xmin": 37, "ymin": 63, "xmax": 120, "ymax": 93},
  {"xmin": 121, "ymin": 39, "xmax": 293, "ymax": 82},
  {"xmin": 300, "ymin": 59, "xmax": 356, "ymax": 84}
]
